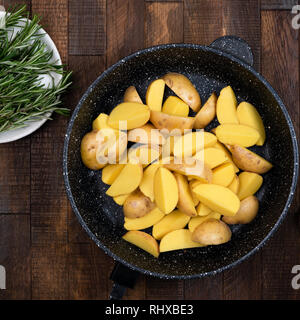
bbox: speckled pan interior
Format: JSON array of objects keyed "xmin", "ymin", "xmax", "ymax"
[{"xmin": 63, "ymin": 43, "xmax": 298, "ymax": 279}]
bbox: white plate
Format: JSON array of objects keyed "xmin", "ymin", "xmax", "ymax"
[{"xmin": 0, "ymin": 11, "xmax": 62, "ymax": 144}]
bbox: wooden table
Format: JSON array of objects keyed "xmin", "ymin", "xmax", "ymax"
[{"xmin": 0, "ymin": 0, "xmax": 299, "ymax": 300}]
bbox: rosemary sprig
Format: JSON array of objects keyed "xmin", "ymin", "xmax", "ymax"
[{"xmin": 0, "ymin": 5, "xmax": 72, "ymax": 132}]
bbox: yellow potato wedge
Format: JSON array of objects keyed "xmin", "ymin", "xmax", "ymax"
[
  {"xmin": 150, "ymin": 111, "xmax": 194, "ymax": 133},
  {"xmin": 190, "ymin": 184, "xmax": 200, "ymax": 206},
  {"xmin": 216, "ymin": 86, "xmax": 239, "ymax": 124},
  {"xmin": 128, "ymin": 143, "xmax": 161, "ymax": 165},
  {"xmin": 196, "ymin": 203, "xmax": 212, "ymax": 216},
  {"xmin": 139, "ymin": 163, "xmax": 161, "ymax": 202},
  {"xmin": 128, "ymin": 124, "xmax": 165, "ymax": 145},
  {"xmin": 212, "ymin": 162, "xmax": 235, "ymax": 187},
  {"xmin": 124, "ymin": 207, "xmax": 165, "ymax": 231},
  {"xmin": 108, "ymin": 102, "xmax": 150, "ymax": 130},
  {"xmin": 214, "ymin": 141, "xmax": 239, "ymax": 173},
  {"xmin": 152, "ymin": 210, "xmax": 190, "ymax": 240},
  {"xmin": 188, "ymin": 212, "xmax": 221, "ymax": 233},
  {"xmin": 113, "ymin": 194, "xmax": 130, "ymax": 205},
  {"xmin": 194, "ymin": 147, "xmax": 228, "ymax": 169},
  {"xmin": 154, "ymin": 167, "xmax": 178, "ymax": 214},
  {"xmin": 238, "ymin": 171, "xmax": 263, "ymax": 200},
  {"xmin": 123, "ymin": 231, "xmax": 159, "ymax": 258},
  {"xmin": 174, "ymin": 173, "xmax": 197, "ymax": 217},
  {"xmin": 124, "ymin": 86, "xmax": 143, "ymax": 104},
  {"xmin": 146, "ymin": 79, "xmax": 165, "ymax": 111},
  {"xmin": 193, "ymin": 184, "xmax": 240, "ymax": 216},
  {"xmin": 102, "ymin": 164, "xmax": 125, "ymax": 185},
  {"xmin": 237, "ymin": 102, "xmax": 266, "ymax": 145},
  {"xmin": 192, "ymin": 219, "xmax": 232, "ymax": 245},
  {"xmin": 106, "ymin": 163, "xmax": 143, "ymax": 197},
  {"xmin": 162, "ymin": 96, "xmax": 189, "ymax": 117},
  {"xmin": 228, "ymin": 174, "xmax": 240, "ymax": 194},
  {"xmin": 223, "ymin": 195, "xmax": 259, "ymax": 224},
  {"xmin": 92, "ymin": 113, "xmax": 115, "ymax": 131},
  {"xmin": 226, "ymin": 144, "xmax": 273, "ymax": 174},
  {"xmin": 161, "ymin": 135, "xmax": 177, "ymax": 157},
  {"xmin": 123, "ymin": 190, "xmax": 155, "ymax": 219},
  {"xmin": 160, "ymin": 229, "xmax": 204, "ymax": 252},
  {"xmin": 215, "ymin": 124, "xmax": 260, "ymax": 147},
  {"xmin": 194, "ymin": 92, "xmax": 217, "ymax": 129}
]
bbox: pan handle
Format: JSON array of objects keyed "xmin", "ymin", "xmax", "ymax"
[
  {"xmin": 209, "ymin": 35, "xmax": 254, "ymax": 67},
  {"xmin": 109, "ymin": 262, "xmax": 139, "ymax": 300}
]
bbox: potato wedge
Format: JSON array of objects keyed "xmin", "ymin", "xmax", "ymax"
[
  {"xmin": 226, "ymin": 144, "xmax": 273, "ymax": 174},
  {"xmin": 223, "ymin": 195, "xmax": 259, "ymax": 224},
  {"xmin": 193, "ymin": 184, "xmax": 240, "ymax": 216},
  {"xmin": 128, "ymin": 124, "xmax": 165, "ymax": 145},
  {"xmin": 124, "ymin": 207, "xmax": 165, "ymax": 231},
  {"xmin": 216, "ymin": 86, "xmax": 239, "ymax": 124},
  {"xmin": 160, "ymin": 229, "xmax": 204, "ymax": 252},
  {"xmin": 128, "ymin": 143, "xmax": 161, "ymax": 165},
  {"xmin": 194, "ymin": 147, "xmax": 228, "ymax": 169},
  {"xmin": 124, "ymin": 86, "xmax": 143, "ymax": 104},
  {"xmin": 154, "ymin": 167, "xmax": 178, "ymax": 214},
  {"xmin": 190, "ymin": 183, "xmax": 200, "ymax": 206},
  {"xmin": 192, "ymin": 219, "xmax": 232, "ymax": 245},
  {"xmin": 215, "ymin": 124, "xmax": 260, "ymax": 147},
  {"xmin": 146, "ymin": 79, "xmax": 165, "ymax": 111},
  {"xmin": 150, "ymin": 110, "xmax": 194, "ymax": 133},
  {"xmin": 196, "ymin": 203, "xmax": 212, "ymax": 216},
  {"xmin": 102, "ymin": 164, "xmax": 125, "ymax": 185},
  {"xmin": 106, "ymin": 163, "xmax": 143, "ymax": 197},
  {"xmin": 214, "ymin": 141, "xmax": 239, "ymax": 173},
  {"xmin": 139, "ymin": 163, "xmax": 161, "ymax": 202},
  {"xmin": 108, "ymin": 102, "xmax": 150, "ymax": 129},
  {"xmin": 113, "ymin": 193, "xmax": 130, "ymax": 205},
  {"xmin": 80, "ymin": 130, "xmax": 106, "ymax": 170},
  {"xmin": 237, "ymin": 102, "xmax": 266, "ymax": 145},
  {"xmin": 162, "ymin": 96, "xmax": 189, "ymax": 117},
  {"xmin": 188, "ymin": 212, "xmax": 221, "ymax": 233},
  {"xmin": 212, "ymin": 162, "xmax": 235, "ymax": 187},
  {"xmin": 162, "ymin": 73, "xmax": 201, "ymax": 112},
  {"xmin": 152, "ymin": 210, "xmax": 190, "ymax": 240},
  {"xmin": 228, "ymin": 174, "xmax": 239, "ymax": 194},
  {"xmin": 123, "ymin": 190, "xmax": 156, "ymax": 219},
  {"xmin": 92, "ymin": 113, "xmax": 115, "ymax": 131},
  {"xmin": 123, "ymin": 231, "xmax": 159, "ymax": 258},
  {"xmin": 194, "ymin": 92, "xmax": 217, "ymax": 129},
  {"xmin": 174, "ymin": 173, "xmax": 197, "ymax": 217},
  {"xmin": 238, "ymin": 171, "xmax": 263, "ymax": 200}
]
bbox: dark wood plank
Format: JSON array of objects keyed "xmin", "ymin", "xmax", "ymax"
[
  {"xmin": 145, "ymin": 1, "xmax": 183, "ymax": 47},
  {"xmin": 0, "ymin": 215, "xmax": 31, "ymax": 299},
  {"xmin": 261, "ymin": 10, "xmax": 300, "ymax": 300},
  {"xmin": 146, "ymin": 278, "xmax": 184, "ymax": 300},
  {"xmin": 69, "ymin": 0, "xmax": 106, "ymax": 55},
  {"xmin": 261, "ymin": 0, "xmax": 299, "ymax": 10},
  {"xmin": 106, "ymin": 0, "xmax": 144, "ymax": 67},
  {"xmin": 146, "ymin": 0, "xmax": 182, "ymax": 2},
  {"xmin": 3, "ymin": 0, "xmax": 30, "ymax": 10}
]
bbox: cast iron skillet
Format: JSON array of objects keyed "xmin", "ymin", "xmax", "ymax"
[{"xmin": 63, "ymin": 36, "xmax": 299, "ymax": 299}]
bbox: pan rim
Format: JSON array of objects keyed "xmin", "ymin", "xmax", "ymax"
[{"xmin": 63, "ymin": 42, "xmax": 299, "ymax": 280}]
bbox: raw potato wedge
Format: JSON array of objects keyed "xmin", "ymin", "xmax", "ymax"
[
  {"xmin": 123, "ymin": 231, "xmax": 159, "ymax": 258},
  {"xmin": 139, "ymin": 163, "xmax": 161, "ymax": 201},
  {"xmin": 92, "ymin": 113, "xmax": 115, "ymax": 131},
  {"xmin": 162, "ymin": 73, "xmax": 201, "ymax": 112},
  {"xmin": 106, "ymin": 163, "xmax": 143, "ymax": 197},
  {"xmin": 212, "ymin": 162, "xmax": 235, "ymax": 187},
  {"xmin": 193, "ymin": 184, "xmax": 240, "ymax": 216},
  {"xmin": 128, "ymin": 124, "xmax": 165, "ymax": 145},
  {"xmin": 150, "ymin": 111, "xmax": 194, "ymax": 133},
  {"xmin": 124, "ymin": 207, "xmax": 165, "ymax": 231},
  {"xmin": 146, "ymin": 79, "xmax": 165, "ymax": 111},
  {"xmin": 188, "ymin": 212, "xmax": 221, "ymax": 233},
  {"xmin": 216, "ymin": 86, "xmax": 239, "ymax": 124},
  {"xmin": 128, "ymin": 143, "xmax": 161, "ymax": 165},
  {"xmin": 160, "ymin": 229, "xmax": 204, "ymax": 252},
  {"xmin": 164, "ymin": 157, "xmax": 213, "ymax": 183},
  {"xmin": 162, "ymin": 96, "xmax": 189, "ymax": 117},
  {"xmin": 113, "ymin": 193, "xmax": 130, "ymax": 205},
  {"xmin": 223, "ymin": 195, "xmax": 259, "ymax": 224},
  {"xmin": 194, "ymin": 147, "xmax": 228, "ymax": 169},
  {"xmin": 196, "ymin": 203, "xmax": 212, "ymax": 216},
  {"xmin": 123, "ymin": 190, "xmax": 156, "ymax": 219},
  {"xmin": 237, "ymin": 102, "xmax": 266, "ymax": 145},
  {"xmin": 152, "ymin": 210, "xmax": 190, "ymax": 240},
  {"xmin": 174, "ymin": 173, "xmax": 197, "ymax": 217},
  {"xmin": 173, "ymin": 131, "xmax": 217, "ymax": 158},
  {"xmin": 124, "ymin": 86, "xmax": 143, "ymax": 104},
  {"xmin": 192, "ymin": 219, "xmax": 232, "ymax": 245},
  {"xmin": 214, "ymin": 141, "xmax": 239, "ymax": 173},
  {"xmin": 194, "ymin": 92, "xmax": 217, "ymax": 129},
  {"xmin": 226, "ymin": 144, "xmax": 273, "ymax": 174},
  {"xmin": 108, "ymin": 102, "xmax": 150, "ymax": 130},
  {"xmin": 102, "ymin": 164, "xmax": 125, "ymax": 185},
  {"xmin": 238, "ymin": 171, "xmax": 263, "ymax": 200},
  {"xmin": 190, "ymin": 184, "xmax": 200, "ymax": 206},
  {"xmin": 215, "ymin": 124, "xmax": 260, "ymax": 147},
  {"xmin": 154, "ymin": 167, "xmax": 178, "ymax": 214},
  {"xmin": 80, "ymin": 130, "xmax": 107, "ymax": 170},
  {"xmin": 228, "ymin": 174, "xmax": 240, "ymax": 194}
]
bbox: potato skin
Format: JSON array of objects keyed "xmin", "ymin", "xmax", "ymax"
[
  {"xmin": 80, "ymin": 130, "xmax": 106, "ymax": 170},
  {"xmin": 194, "ymin": 92, "xmax": 217, "ymax": 129},
  {"xmin": 222, "ymin": 195, "xmax": 259, "ymax": 224},
  {"xmin": 124, "ymin": 86, "xmax": 143, "ymax": 104},
  {"xmin": 123, "ymin": 190, "xmax": 155, "ymax": 219},
  {"xmin": 192, "ymin": 218, "xmax": 232, "ymax": 245}
]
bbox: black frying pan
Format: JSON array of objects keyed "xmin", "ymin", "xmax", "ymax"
[{"xmin": 63, "ymin": 36, "xmax": 299, "ymax": 299}]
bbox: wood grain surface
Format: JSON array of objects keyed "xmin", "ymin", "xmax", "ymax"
[{"xmin": 0, "ymin": 0, "xmax": 299, "ymax": 300}]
